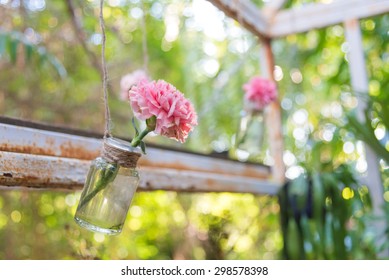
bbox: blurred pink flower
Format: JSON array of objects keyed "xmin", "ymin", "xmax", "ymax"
[
  {"xmin": 129, "ymin": 79, "xmax": 198, "ymax": 143},
  {"xmin": 243, "ymin": 76, "xmax": 277, "ymax": 111},
  {"xmin": 120, "ymin": 70, "xmax": 149, "ymax": 100}
]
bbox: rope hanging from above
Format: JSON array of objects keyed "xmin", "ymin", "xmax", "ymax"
[
  {"xmin": 140, "ymin": 0, "xmax": 149, "ymax": 75},
  {"xmin": 97, "ymin": 0, "xmax": 197, "ymax": 155},
  {"xmin": 100, "ymin": 0, "xmax": 150, "ymax": 139},
  {"xmin": 99, "ymin": 0, "xmax": 112, "ymax": 139}
]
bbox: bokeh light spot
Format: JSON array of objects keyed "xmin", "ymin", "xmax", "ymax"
[
  {"xmin": 11, "ymin": 210, "xmax": 22, "ymax": 223},
  {"xmin": 342, "ymin": 187, "xmax": 354, "ymax": 200}
]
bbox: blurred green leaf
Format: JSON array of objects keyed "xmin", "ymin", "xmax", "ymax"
[
  {"xmin": 7, "ymin": 38, "xmax": 18, "ymax": 64},
  {"xmin": 0, "ymin": 31, "xmax": 67, "ymax": 78},
  {"xmin": 347, "ymin": 110, "xmax": 389, "ymax": 163}
]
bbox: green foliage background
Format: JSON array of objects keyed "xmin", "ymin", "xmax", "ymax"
[{"xmin": 0, "ymin": 0, "xmax": 388, "ymax": 259}]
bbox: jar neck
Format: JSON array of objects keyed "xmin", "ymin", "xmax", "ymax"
[{"xmin": 101, "ymin": 139, "xmax": 141, "ymax": 168}]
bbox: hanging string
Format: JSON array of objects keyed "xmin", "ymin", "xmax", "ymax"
[
  {"xmin": 99, "ymin": 0, "xmax": 112, "ymax": 138},
  {"xmin": 140, "ymin": 0, "xmax": 149, "ymax": 74}
]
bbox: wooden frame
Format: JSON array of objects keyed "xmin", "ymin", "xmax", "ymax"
[{"xmin": 208, "ymin": 0, "xmax": 389, "ymax": 38}]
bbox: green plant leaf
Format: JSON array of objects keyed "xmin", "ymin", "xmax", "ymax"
[
  {"xmin": 8, "ymin": 38, "xmax": 18, "ymax": 64},
  {"xmin": 78, "ymin": 162, "xmax": 119, "ymax": 209},
  {"xmin": 286, "ymin": 219, "xmax": 303, "ymax": 259},
  {"xmin": 132, "ymin": 117, "xmax": 139, "ymax": 137},
  {"xmin": 25, "ymin": 44, "xmax": 33, "ymax": 62},
  {"xmin": 140, "ymin": 141, "xmax": 146, "ymax": 154},
  {"xmin": 47, "ymin": 53, "xmax": 67, "ymax": 78},
  {"xmin": 347, "ymin": 111, "xmax": 389, "ymax": 163}
]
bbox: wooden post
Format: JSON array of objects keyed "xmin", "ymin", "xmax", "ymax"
[
  {"xmin": 260, "ymin": 38, "xmax": 286, "ymax": 185},
  {"xmin": 344, "ymin": 18, "xmax": 387, "ymax": 257}
]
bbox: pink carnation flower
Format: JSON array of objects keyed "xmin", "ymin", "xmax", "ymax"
[
  {"xmin": 120, "ymin": 70, "xmax": 149, "ymax": 100},
  {"xmin": 243, "ymin": 76, "xmax": 277, "ymax": 111},
  {"xmin": 129, "ymin": 79, "xmax": 198, "ymax": 143}
]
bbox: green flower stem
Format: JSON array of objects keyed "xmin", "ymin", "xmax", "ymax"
[
  {"xmin": 78, "ymin": 163, "xmax": 119, "ymax": 209},
  {"xmin": 237, "ymin": 113, "xmax": 254, "ymax": 146},
  {"xmin": 131, "ymin": 127, "xmax": 152, "ymax": 147}
]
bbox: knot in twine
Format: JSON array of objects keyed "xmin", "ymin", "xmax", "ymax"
[{"xmin": 101, "ymin": 140, "xmax": 141, "ymax": 168}]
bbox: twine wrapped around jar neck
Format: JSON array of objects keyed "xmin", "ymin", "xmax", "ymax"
[{"xmin": 101, "ymin": 138, "xmax": 141, "ymax": 168}]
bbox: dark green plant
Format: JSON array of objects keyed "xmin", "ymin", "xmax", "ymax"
[
  {"xmin": 345, "ymin": 91, "xmax": 389, "ymax": 256},
  {"xmin": 279, "ymin": 164, "xmax": 375, "ymax": 259},
  {"xmin": 346, "ymin": 92, "xmax": 389, "ymax": 163}
]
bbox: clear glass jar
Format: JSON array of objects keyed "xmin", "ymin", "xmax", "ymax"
[
  {"xmin": 232, "ymin": 109, "xmax": 267, "ymax": 163},
  {"xmin": 74, "ymin": 137, "xmax": 141, "ymax": 235}
]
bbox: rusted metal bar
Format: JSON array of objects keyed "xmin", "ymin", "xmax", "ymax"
[
  {"xmin": 0, "ymin": 151, "xmax": 90, "ymax": 190},
  {"xmin": 0, "ymin": 151, "xmax": 279, "ymax": 194},
  {"xmin": 0, "ymin": 122, "xmax": 101, "ymax": 160},
  {"xmin": 0, "ymin": 119, "xmax": 277, "ymax": 193},
  {"xmin": 140, "ymin": 167, "xmax": 279, "ymax": 194},
  {"xmin": 0, "ymin": 122, "xmax": 270, "ymax": 179}
]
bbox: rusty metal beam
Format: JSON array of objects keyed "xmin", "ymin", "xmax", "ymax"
[
  {"xmin": 0, "ymin": 121, "xmax": 101, "ymax": 160},
  {"xmin": 0, "ymin": 151, "xmax": 89, "ymax": 190},
  {"xmin": 0, "ymin": 122, "xmax": 270, "ymax": 179},
  {"xmin": 0, "ymin": 119, "xmax": 277, "ymax": 193},
  {"xmin": 0, "ymin": 151, "xmax": 278, "ymax": 194},
  {"xmin": 139, "ymin": 166, "xmax": 278, "ymax": 194}
]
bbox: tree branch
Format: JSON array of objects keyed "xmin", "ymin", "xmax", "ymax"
[
  {"xmin": 65, "ymin": 0, "xmax": 101, "ymax": 72},
  {"xmin": 65, "ymin": 0, "xmax": 115, "ymax": 101}
]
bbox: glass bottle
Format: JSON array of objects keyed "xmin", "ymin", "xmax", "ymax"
[
  {"xmin": 232, "ymin": 108, "xmax": 267, "ymax": 163},
  {"xmin": 74, "ymin": 137, "xmax": 141, "ymax": 235}
]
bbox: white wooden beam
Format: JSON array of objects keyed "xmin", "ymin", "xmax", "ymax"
[
  {"xmin": 207, "ymin": 0, "xmax": 269, "ymax": 38},
  {"xmin": 264, "ymin": 0, "xmax": 287, "ymax": 10},
  {"xmin": 207, "ymin": 0, "xmax": 389, "ymax": 39},
  {"xmin": 262, "ymin": 0, "xmax": 287, "ymax": 18},
  {"xmin": 344, "ymin": 18, "xmax": 387, "ymax": 256},
  {"xmin": 270, "ymin": 0, "xmax": 389, "ymax": 38}
]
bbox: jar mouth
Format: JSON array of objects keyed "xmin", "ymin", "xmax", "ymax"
[{"xmin": 105, "ymin": 137, "xmax": 141, "ymax": 154}]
